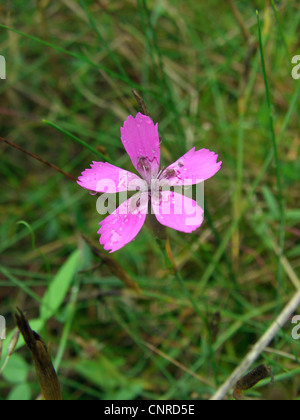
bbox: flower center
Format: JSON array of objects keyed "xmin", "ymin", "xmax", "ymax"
[{"xmin": 137, "ymin": 156, "xmax": 159, "ymax": 185}]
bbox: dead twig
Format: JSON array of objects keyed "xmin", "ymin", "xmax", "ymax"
[
  {"xmin": 225, "ymin": 0, "xmax": 253, "ymax": 43},
  {"xmin": 15, "ymin": 308, "xmax": 62, "ymax": 401},
  {"xmin": 210, "ymin": 289, "xmax": 300, "ymax": 400},
  {"xmin": 0, "ymin": 137, "xmax": 77, "ymax": 182},
  {"xmin": 233, "ymin": 364, "xmax": 273, "ymax": 400},
  {"xmin": 82, "ymin": 235, "xmax": 141, "ymax": 294}
]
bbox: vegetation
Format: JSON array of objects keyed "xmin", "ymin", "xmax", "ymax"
[{"xmin": 0, "ymin": 0, "xmax": 299, "ymax": 400}]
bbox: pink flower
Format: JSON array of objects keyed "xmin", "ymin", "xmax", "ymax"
[{"xmin": 77, "ymin": 113, "xmax": 222, "ymax": 253}]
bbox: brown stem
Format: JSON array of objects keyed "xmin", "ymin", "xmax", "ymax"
[
  {"xmin": 225, "ymin": 0, "xmax": 258, "ymax": 90},
  {"xmin": 82, "ymin": 235, "xmax": 141, "ymax": 294},
  {"xmin": 15, "ymin": 308, "xmax": 62, "ymax": 401},
  {"xmin": 225, "ymin": 0, "xmax": 252, "ymax": 43},
  {"xmin": 0, "ymin": 137, "xmax": 77, "ymax": 182},
  {"xmin": 132, "ymin": 89, "xmax": 151, "ymax": 117}
]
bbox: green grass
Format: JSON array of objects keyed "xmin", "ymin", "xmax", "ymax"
[{"xmin": 0, "ymin": 0, "xmax": 300, "ymax": 401}]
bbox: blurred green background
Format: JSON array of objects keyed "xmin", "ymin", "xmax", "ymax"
[{"xmin": 0, "ymin": 0, "xmax": 300, "ymax": 400}]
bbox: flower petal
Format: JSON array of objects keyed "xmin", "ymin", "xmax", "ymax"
[
  {"xmin": 98, "ymin": 192, "xmax": 148, "ymax": 253},
  {"xmin": 160, "ymin": 148, "xmax": 222, "ymax": 186},
  {"xmin": 77, "ymin": 162, "xmax": 145, "ymax": 193},
  {"xmin": 120, "ymin": 113, "xmax": 160, "ymax": 183},
  {"xmin": 152, "ymin": 190, "xmax": 203, "ymax": 233}
]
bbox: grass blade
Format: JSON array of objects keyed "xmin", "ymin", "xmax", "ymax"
[{"xmin": 40, "ymin": 250, "xmax": 81, "ymax": 321}]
